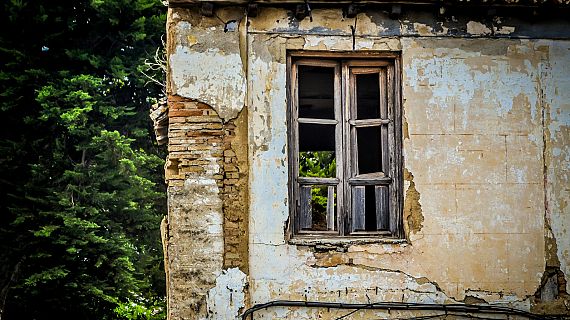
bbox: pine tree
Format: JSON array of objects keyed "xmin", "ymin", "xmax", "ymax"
[{"xmin": 0, "ymin": 1, "xmax": 167, "ymax": 319}]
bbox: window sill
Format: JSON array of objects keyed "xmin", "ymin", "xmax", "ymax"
[{"xmin": 288, "ymin": 236, "xmax": 408, "ymax": 248}]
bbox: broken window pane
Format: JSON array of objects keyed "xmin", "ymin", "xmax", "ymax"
[
  {"xmin": 356, "ymin": 73, "xmax": 380, "ymax": 119},
  {"xmin": 299, "ymin": 185, "xmax": 337, "ymax": 231},
  {"xmin": 299, "ymin": 123, "xmax": 336, "ymax": 178},
  {"xmin": 298, "ymin": 65, "xmax": 335, "ymax": 119},
  {"xmin": 374, "ymin": 185, "xmax": 390, "ymax": 231},
  {"xmin": 356, "ymin": 126, "xmax": 382, "ymax": 175},
  {"xmin": 351, "ymin": 185, "xmax": 389, "ymax": 231}
]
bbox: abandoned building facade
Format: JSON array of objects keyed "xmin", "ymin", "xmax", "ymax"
[{"xmin": 159, "ymin": 0, "xmax": 570, "ymax": 318}]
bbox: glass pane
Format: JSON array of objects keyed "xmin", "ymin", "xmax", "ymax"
[
  {"xmin": 298, "ymin": 65, "xmax": 335, "ymax": 119},
  {"xmin": 299, "ymin": 124, "xmax": 336, "ymax": 178},
  {"xmin": 356, "ymin": 126, "xmax": 382, "ymax": 174},
  {"xmin": 356, "ymin": 73, "xmax": 380, "ymax": 119}
]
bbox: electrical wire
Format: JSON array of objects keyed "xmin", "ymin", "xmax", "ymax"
[{"xmin": 240, "ymin": 300, "xmax": 567, "ymax": 320}]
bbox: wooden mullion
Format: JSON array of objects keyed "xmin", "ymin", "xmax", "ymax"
[
  {"xmin": 334, "ymin": 62, "xmax": 344, "ymax": 235},
  {"xmin": 289, "ymin": 58, "xmax": 300, "ymax": 234},
  {"xmin": 326, "ymin": 186, "xmax": 335, "ymax": 231},
  {"xmin": 341, "ymin": 61, "xmax": 351, "ymax": 236}
]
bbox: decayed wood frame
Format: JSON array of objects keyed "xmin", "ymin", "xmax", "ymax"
[
  {"xmin": 375, "ymin": 185, "xmax": 389, "ymax": 230},
  {"xmin": 351, "ymin": 186, "xmax": 365, "ymax": 232},
  {"xmin": 327, "ymin": 186, "xmax": 335, "ymax": 231},
  {"xmin": 288, "ymin": 52, "xmax": 403, "ymax": 239},
  {"xmin": 300, "ymin": 186, "xmax": 312, "ymax": 230}
]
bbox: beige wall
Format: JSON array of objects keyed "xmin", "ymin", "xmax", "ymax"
[{"xmin": 164, "ymin": 6, "xmax": 570, "ymax": 319}]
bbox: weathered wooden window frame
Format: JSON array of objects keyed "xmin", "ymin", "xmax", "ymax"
[{"xmin": 287, "ymin": 51, "xmax": 404, "ymax": 240}]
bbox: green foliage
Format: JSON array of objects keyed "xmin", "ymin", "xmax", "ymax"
[
  {"xmin": 299, "ymin": 151, "xmax": 336, "ymax": 178},
  {"xmin": 114, "ymin": 298, "xmax": 166, "ymax": 320},
  {"xmin": 0, "ymin": 0, "xmax": 167, "ymax": 319},
  {"xmin": 299, "ymin": 152, "xmax": 337, "ymax": 229}
]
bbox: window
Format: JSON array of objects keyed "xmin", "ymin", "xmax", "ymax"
[{"xmin": 288, "ymin": 52, "xmax": 403, "ymax": 239}]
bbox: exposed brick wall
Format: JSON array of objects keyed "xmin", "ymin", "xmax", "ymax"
[
  {"xmin": 219, "ymin": 110, "xmax": 249, "ymax": 272},
  {"xmin": 164, "ymin": 95, "xmax": 249, "ymax": 319}
]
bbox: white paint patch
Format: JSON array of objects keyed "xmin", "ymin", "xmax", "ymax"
[
  {"xmin": 169, "ymin": 46, "xmax": 246, "ymax": 121},
  {"xmin": 207, "ymin": 268, "xmax": 248, "ymax": 320},
  {"xmin": 467, "ymin": 21, "xmax": 492, "ymax": 35}
]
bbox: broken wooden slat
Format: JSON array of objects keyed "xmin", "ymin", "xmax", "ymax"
[
  {"xmin": 375, "ymin": 185, "xmax": 390, "ymax": 230},
  {"xmin": 348, "ymin": 119, "xmax": 390, "ymax": 127},
  {"xmin": 351, "ymin": 186, "xmax": 365, "ymax": 232},
  {"xmin": 348, "ymin": 176, "xmax": 391, "ymax": 185},
  {"xmin": 300, "ymin": 186, "xmax": 312, "ymax": 230},
  {"xmin": 298, "ymin": 118, "xmax": 338, "ymax": 125},
  {"xmin": 298, "ymin": 177, "xmax": 339, "ymax": 185},
  {"xmin": 326, "ymin": 186, "xmax": 335, "ymax": 231}
]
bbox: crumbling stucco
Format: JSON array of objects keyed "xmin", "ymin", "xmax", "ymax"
[
  {"xmin": 167, "ymin": 8, "xmax": 246, "ymax": 121},
  {"xmin": 403, "ymin": 169, "xmax": 424, "ymax": 234}
]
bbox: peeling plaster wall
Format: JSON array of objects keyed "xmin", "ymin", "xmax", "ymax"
[
  {"xmin": 165, "ymin": 5, "xmax": 570, "ymax": 319},
  {"xmin": 168, "ymin": 8, "xmax": 246, "ymax": 121}
]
